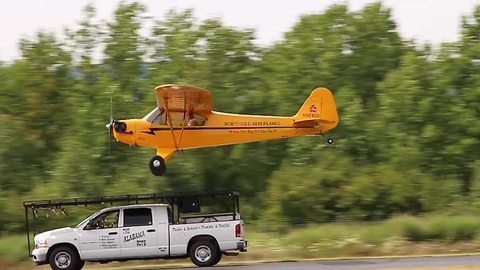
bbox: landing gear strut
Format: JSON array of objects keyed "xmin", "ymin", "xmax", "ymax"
[{"xmin": 149, "ymin": 155, "xmax": 166, "ymax": 176}]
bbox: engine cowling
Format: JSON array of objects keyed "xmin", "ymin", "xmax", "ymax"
[{"xmin": 114, "ymin": 122, "xmax": 127, "ymax": 133}]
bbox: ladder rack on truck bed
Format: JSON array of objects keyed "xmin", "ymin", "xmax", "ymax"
[{"xmin": 23, "ymin": 189, "xmax": 240, "ymax": 256}]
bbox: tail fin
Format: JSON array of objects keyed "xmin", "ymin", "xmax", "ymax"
[{"xmin": 293, "ymin": 87, "xmax": 339, "ymax": 132}]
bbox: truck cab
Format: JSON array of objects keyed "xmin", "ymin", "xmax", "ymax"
[{"xmin": 24, "ymin": 190, "xmax": 247, "ymax": 270}]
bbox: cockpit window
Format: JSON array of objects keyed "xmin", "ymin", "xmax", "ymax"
[
  {"xmin": 142, "ymin": 107, "xmax": 207, "ymax": 126},
  {"xmin": 142, "ymin": 107, "xmax": 164, "ymax": 124}
]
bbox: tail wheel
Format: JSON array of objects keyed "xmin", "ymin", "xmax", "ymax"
[
  {"xmin": 48, "ymin": 246, "xmax": 81, "ymax": 270},
  {"xmin": 189, "ymin": 240, "xmax": 220, "ymax": 267},
  {"xmin": 149, "ymin": 155, "xmax": 166, "ymax": 176},
  {"xmin": 327, "ymin": 138, "xmax": 334, "ymax": 144}
]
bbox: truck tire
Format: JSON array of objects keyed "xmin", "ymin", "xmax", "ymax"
[
  {"xmin": 212, "ymin": 251, "xmax": 222, "ymax": 265},
  {"xmin": 48, "ymin": 245, "xmax": 81, "ymax": 270},
  {"xmin": 189, "ymin": 240, "xmax": 220, "ymax": 267}
]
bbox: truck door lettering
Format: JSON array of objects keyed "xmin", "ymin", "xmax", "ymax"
[
  {"xmin": 98, "ymin": 235, "xmax": 118, "ymax": 249},
  {"xmin": 123, "ymin": 231, "xmax": 145, "ymax": 242},
  {"xmin": 136, "ymin": 240, "xmax": 146, "ymax": 246}
]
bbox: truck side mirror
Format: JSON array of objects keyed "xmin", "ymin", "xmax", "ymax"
[{"xmin": 85, "ymin": 219, "xmax": 95, "ymax": 230}]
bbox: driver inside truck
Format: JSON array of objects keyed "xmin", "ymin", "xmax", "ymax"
[
  {"xmin": 93, "ymin": 210, "xmax": 119, "ymax": 229},
  {"xmin": 111, "ymin": 212, "xmax": 119, "ymax": 228}
]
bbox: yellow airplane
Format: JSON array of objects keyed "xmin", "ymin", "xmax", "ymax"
[{"xmin": 106, "ymin": 84, "xmax": 339, "ymax": 176}]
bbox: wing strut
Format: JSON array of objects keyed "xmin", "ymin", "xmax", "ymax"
[
  {"xmin": 164, "ymin": 97, "xmax": 179, "ymax": 150},
  {"xmin": 174, "ymin": 93, "xmax": 188, "ymax": 146}
]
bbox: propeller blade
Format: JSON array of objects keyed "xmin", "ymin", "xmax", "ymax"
[
  {"xmin": 110, "ymin": 95, "xmax": 113, "ymax": 124},
  {"xmin": 109, "ymin": 126, "xmax": 112, "ymax": 155},
  {"xmin": 108, "ymin": 95, "xmax": 113, "ymax": 155}
]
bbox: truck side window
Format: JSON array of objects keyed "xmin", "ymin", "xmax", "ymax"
[
  {"xmin": 87, "ymin": 210, "xmax": 119, "ymax": 230},
  {"xmin": 123, "ymin": 208, "xmax": 153, "ymax": 227}
]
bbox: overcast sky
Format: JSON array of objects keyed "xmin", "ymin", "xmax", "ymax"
[{"xmin": 1, "ymin": 0, "xmax": 479, "ymax": 62}]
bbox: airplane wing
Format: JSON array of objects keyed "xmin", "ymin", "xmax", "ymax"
[
  {"xmin": 155, "ymin": 84, "xmax": 213, "ymax": 114},
  {"xmin": 157, "ymin": 148, "xmax": 177, "ymax": 161}
]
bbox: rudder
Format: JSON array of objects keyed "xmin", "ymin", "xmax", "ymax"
[{"xmin": 294, "ymin": 87, "xmax": 339, "ymax": 131}]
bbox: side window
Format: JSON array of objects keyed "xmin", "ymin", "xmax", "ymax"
[
  {"xmin": 86, "ymin": 210, "xmax": 119, "ymax": 230},
  {"xmin": 153, "ymin": 109, "xmax": 166, "ymax": 125},
  {"xmin": 123, "ymin": 208, "xmax": 153, "ymax": 227},
  {"xmin": 186, "ymin": 113, "xmax": 207, "ymax": 126},
  {"xmin": 168, "ymin": 112, "xmax": 186, "ymax": 126}
]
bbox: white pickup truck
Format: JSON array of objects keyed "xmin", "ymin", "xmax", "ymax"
[{"xmin": 24, "ymin": 191, "xmax": 247, "ymax": 270}]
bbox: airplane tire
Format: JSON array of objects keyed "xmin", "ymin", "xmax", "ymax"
[
  {"xmin": 327, "ymin": 138, "xmax": 334, "ymax": 144},
  {"xmin": 149, "ymin": 155, "xmax": 166, "ymax": 176}
]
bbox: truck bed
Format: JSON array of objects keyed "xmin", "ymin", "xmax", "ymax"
[{"xmin": 178, "ymin": 212, "xmax": 240, "ymax": 224}]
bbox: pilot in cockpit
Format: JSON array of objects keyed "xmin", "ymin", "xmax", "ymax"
[{"xmin": 187, "ymin": 113, "xmax": 198, "ymax": 126}]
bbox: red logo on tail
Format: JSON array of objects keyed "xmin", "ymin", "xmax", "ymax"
[{"xmin": 309, "ymin": 105, "xmax": 317, "ymax": 112}]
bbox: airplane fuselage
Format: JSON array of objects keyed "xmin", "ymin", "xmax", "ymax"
[{"xmin": 113, "ymin": 111, "xmax": 331, "ymax": 150}]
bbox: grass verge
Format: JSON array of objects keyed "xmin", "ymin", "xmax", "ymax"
[{"xmin": 4, "ymin": 214, "xmax": 480, "ymax": 269}]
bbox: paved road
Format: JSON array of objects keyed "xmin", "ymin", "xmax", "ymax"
[{"xmin": 125, "ymin": 255, "xmax": 480, "ymax": 270}]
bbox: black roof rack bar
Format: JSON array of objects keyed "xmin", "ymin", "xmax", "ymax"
[{"xmin": 23, "ymin": 189, "xmax": 239, "ymax": 209}]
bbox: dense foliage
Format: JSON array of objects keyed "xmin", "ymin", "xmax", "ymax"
[{"xmin": 1, "ymin": 2, "xmax": 480, "ymax": 233}]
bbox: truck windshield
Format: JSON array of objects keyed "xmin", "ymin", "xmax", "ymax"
[{"xmin": 74, "ymin": 211, "xmax": 98, "ymax": 228}]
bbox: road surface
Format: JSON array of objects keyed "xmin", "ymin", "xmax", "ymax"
[{"xmin": 118, "ymin": 255, "xmax": 480, "ymax": 270}]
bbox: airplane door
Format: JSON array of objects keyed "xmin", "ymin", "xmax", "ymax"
[
  {"xmin": 120, "ymin": 207, "xmax": 158, "ymax": 258},
  {"xmin": 78, "ymin": 210, "xmax": 121, "ymax": 260}
]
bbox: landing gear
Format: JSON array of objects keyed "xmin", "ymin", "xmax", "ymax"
[{"xmin": 149, "ymin": 155, "xmax": 166, "ymax": 176}]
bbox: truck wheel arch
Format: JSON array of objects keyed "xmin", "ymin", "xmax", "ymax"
[
  {"xmin": 187, "ymin": 235, "xmax": 222, "ymax": 267},
  {"xmin": 187, "ymin": 234, "xmax": 220, "ymax": 252},
  {"xmin": 47, "ymin": 243, "xmax": 80, "ymax": 258},
  {"xmin": 47, "ymin": 243, "xmax": 83, "ymax": 269}
]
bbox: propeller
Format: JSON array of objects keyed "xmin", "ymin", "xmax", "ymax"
[{"xmin": 106, "ymin": 95, "xmax": 114, "ymax": 154}]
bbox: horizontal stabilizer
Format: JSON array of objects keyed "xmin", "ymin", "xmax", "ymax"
[{"xmin": 294, "ymin": 118, "xmax": 335, "ymax": 126}]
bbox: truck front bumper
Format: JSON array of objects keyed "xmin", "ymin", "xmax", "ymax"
[{"xmin": 32, "ymin": 248, "xmax": 48, "ymax": 264}]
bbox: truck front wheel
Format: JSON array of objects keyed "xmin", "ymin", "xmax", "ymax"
[
  {"xmin": 48, "ymin": 246, "xmax": 81, "ymax": 270},
  {"xmin": 189, "ymin": 240, "xmax": 220, "ymax": 267}
]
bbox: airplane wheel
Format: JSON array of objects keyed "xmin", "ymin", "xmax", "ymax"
[
  {"xmin": 327, "ymin": 138, "xmax": 334, "ymax": 144},
  {"xmin": 149, "ymin": 155, "xmax": 166, "ymax": 176}
]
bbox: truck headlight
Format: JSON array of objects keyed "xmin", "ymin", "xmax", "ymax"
[{"xmin": 35, "ymin": 238, "xmax": 48, "ymax": 249}]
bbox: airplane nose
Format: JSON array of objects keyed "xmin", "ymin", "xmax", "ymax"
[{"xmin": 106, "ymin": 123, "xmax": 112, "ymax": 130}]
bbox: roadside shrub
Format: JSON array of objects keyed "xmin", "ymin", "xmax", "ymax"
[
  {"xmin": 387, "ymin": 215, "xmax": 480, "ymax": 242},
  {"xmin": 384, "ymin": 215, "xmax": 427, "ymax": 241},
  {"xmin": 0, "ymin": 235, "xmax": 29, "ymax": 261},
  {"xmin": 428, "ymin": 215, "xmax": 480, "ymax": 242},
  {"xmin": 357, "ymin": 223, "xmax": 395, "ymax": 245}
]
